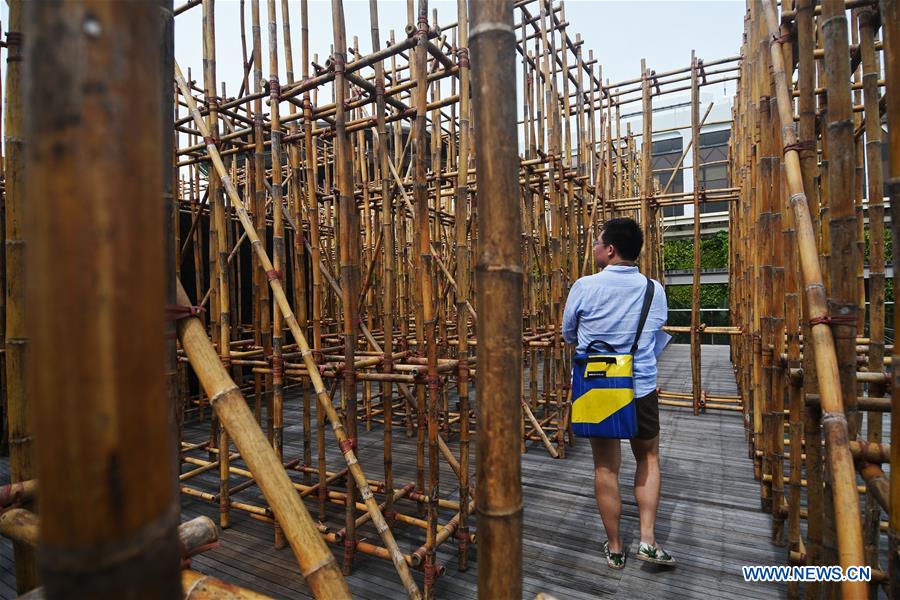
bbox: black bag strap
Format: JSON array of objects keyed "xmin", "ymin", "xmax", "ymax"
[
  {"xmin": 585, "ymin": 339, "xmax": 617, "ymax": 353},
  {"xmin": 630, "ymin": 277, "xmax": 656, "ymax": 355}
]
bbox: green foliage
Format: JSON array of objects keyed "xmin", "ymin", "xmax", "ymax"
[
  {"xmin": 665, "ymin": 283, "xmax": 729, "ymax": 309},
  {"xmin": 863, "ymin": 227, "xmax": 893, "ymax": 266},
  {"xmin": 663, "ymin": 231, "xmax": 729, "ymax": 271}
]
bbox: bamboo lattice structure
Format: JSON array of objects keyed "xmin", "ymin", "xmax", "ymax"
[
  {"xmin": 164, "ymin": 0, "xmax": 746, "ymax": 595},
  {"xmin": 1, "ymin": 0, "xmax": 899, "ymax": 598},
  {"xmin": 731, "ymin": 0, "xmax": 899, "ymax": 597}
]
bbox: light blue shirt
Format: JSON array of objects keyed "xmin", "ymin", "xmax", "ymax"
[{"xmin": 562, "ymin": 265, "xmax": 668, "ymax": 397}]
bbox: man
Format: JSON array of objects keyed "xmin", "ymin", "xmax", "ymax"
[{"xmin": 561, "ymin": 217, "xmax": 674, "ymax": 569}]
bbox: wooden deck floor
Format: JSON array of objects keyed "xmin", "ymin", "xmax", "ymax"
[{"xmin": 0, "ymin": 344, "xmax": 789, "ymax": 599}]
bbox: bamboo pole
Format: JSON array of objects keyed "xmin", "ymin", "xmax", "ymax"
[
  {"xmin": 455, "ymin": 0, "xmax": 473, "ymax": 571},
  {"xmin": 202, "ymin": 0, "xmax": 233, "ymax": 533},
  {"xmin": 27, "ymin": 3, "xmax": 182, "ymax": 594},
  {"xmin": 410, "ymin": 2, "xmax": 441, "ymax": 595},
  {"xmin": 330, "ymin": 0, "xmax": 362, "ymax": 574},
  {"xmin": 368, "ymin": 0, "xmax": 397, "ymax": 537},
  {"xmin": 856, "ymin": 6, "xmax": 886, "ymax": 586},
  {"xmin": 266, "ymin": 0, "xmax": 287, "ymax": 550},
  {"xmin": 470, "ymin": 1, "xmax": 523, "ymax": 597},
  {"xmin": 690, "ymin": 50, "xmax": 702, "ymax": 416},
  {"xmin": 4, "ymin": 0, "xmax": 36, "ymax": 591},
  {"xmin": 640, "ymin": 58, "xmax": 653, "ymax": 277},
  {"xmin": 795, "ymin": 0, "xmax": 826, "ymax": 589},
  {"xmin": 880, "ymin": 0, "xmax": 900, "ymax": 595}
]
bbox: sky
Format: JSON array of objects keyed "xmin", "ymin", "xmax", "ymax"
[
  {"xmin": 171, "ymin": 0, "xmax": 746, "ymax": 97},
  {"xmin": 0, "ymin": 1, "xmax": 746, "ymax": 150}
]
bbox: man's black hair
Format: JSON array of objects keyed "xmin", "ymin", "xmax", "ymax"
[{"xmin": 600, "ymin": 217, "xmax": 643, "ymax": 261}]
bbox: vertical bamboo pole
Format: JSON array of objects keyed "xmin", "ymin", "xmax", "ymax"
[
  {"xmin": 161, "ymin": 0, "xmax": 178, "ymax": 510},
  {"xmin": 539, "ymin": 0, "xmax": 565, "ymax": 459},
  {"xmin": 782, "ymin": 59, "xmax": 804, "ymax": 598},
  {"xmin": 795, "ymin": 0, "xmax": 825, "ymax": 588},
  {"xmin": 368, "ymin": 0, "xmax": 396, "ymax": 529},
  {"xmin": 757, "ymin": 40, "xmax": 774, "ymax": 514},
  {"xmin": 858, "ymin": 6, "xmax": 885, "ymax": 584},
  {"xmin": 455, "ymin": 0, "xmax": 472, "ymax": 572},
  {"xmin": 280, "ymin": 0, "xmax": 311, "ymax": 489},
  {"xmin": 3, "ymin": 1, "xmax": 36, "ymax": 591},
  {"xmin": 880, "ymin": 0, "xmax": 900, "ymax": 595},
  {"xmin": 299, "ymin": 0, "xmax": 328, "ymax": 519},
  {"xmin": 330, "ymin": 0, "xmax": 361, "ymax": 574},
  {"xmin": 0, "ymin": 0, "xmax": 6, "ymax": 463},
  {"xmin": 690, "ymin": 50, "xmax": 702, "ymax": 416},
  {"xmin": 821, "ymin": 5, "xmax": 860, "ymax": 587},
  {"xmin": 266, "ymin": 0, "xmax": 287, "ymax": 550},
  {"xmin": 471, "ymin": 0, "xmax": 523, "ymax": 597},
  {"xmin": 822, "ymin": 0, "xmax": 860, "ymax": 435},
  {"xmin": 411, "ymin": 2, "xmax": 440, "ymax": 593},
  {"xmin": 768, "ymin": 92, "xmax": 786, "ymax": 547},
  {"xmin": 201, "ymin": 0, "xmax": 232, "ymax": 532},
  {"xmin": 640, "ymin": 58, "xmax": 652, "ymax": 275},
  {"xmin": 251, "ymin": 0, "xmax": 271, "ymax": 431},
  {"xmin": 27, "ymin": 3, "xmax": 182, "ymax": 594}
]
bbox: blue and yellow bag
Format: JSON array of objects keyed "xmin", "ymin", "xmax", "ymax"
[{"xmin": 571, "ymin": 277, "xmax": 655, "ymax": 438}]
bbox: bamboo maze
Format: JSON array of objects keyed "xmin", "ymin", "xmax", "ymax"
[{"xmin": 0, "ymin": 0, "xmax": 897, "ymax": 598}]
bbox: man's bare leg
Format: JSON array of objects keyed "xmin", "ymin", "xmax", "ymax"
[
  {"xmin": 590, "ymin": 438, "xmax": 623, "ymax": 552},
  {"xmin": 630, "ymin": 435, "xmax": 661, "ymax": 546}
]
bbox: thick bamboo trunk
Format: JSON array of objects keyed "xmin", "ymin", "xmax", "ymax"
[
  {"xmin": 470, "ymin": 1, "xmax": 524, "ymax": 597},
  {"xmin": 27, "ymin": 3, "xmax": 182, "ymax": 595},
  {"xmin": 880, "ymin": 0, "xmax": 900, "ymax": 596}
]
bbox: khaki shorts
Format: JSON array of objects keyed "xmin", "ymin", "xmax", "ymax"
[{"xmin": 634, "ymin": 389, "xmax": 660, "ymax": 440}]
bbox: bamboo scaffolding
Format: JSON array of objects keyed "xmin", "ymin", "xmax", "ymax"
[
  {"xmin": 23, "ymin": 0, "xmax": 900, "ymax": 597},
  {"xmin": 174, "ymin": 57, "xmax": 421, "ymax": 599},
  {"xmin": 726, "ymin": 0, "xmax": 897, "ymax": 595}
]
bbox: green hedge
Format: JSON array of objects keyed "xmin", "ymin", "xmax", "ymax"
[
  {"xmin": 864, "ymin": 227, "xmax": 893, "ymax": 265},
  {"xmin": 666, "ymin": 283, "xmax": 729, "ymax": 309},
  {"xmin": 663, "ymin": 231, "xmax": 729, "ymax": 271}
]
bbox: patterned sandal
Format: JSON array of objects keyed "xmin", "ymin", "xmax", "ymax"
[
  {"xmin": 636, "ymin": 542, "xmax": 676, "ymax": 566},
  {"xmin": 603, "ymin": 540, "xmax": 626, "ymax": 570}
]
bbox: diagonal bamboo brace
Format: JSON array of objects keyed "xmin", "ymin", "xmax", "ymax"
[{"xmin": 174, "ymin": 59, "xmax": 422, "ymax": 600}]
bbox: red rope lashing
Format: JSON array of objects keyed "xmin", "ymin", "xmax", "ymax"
[
  {"xmin": 271, "ymin": 356, "xmax": 284, "ymax": 379},
  {"xmin": 808, "ymin": 314, "xmax": 857, "ymax": 327},
  {"xmin": 265, "ymin": 269, "xmax": 282, "ymax": 282},
  {"xmin": 166, "ymin": 304, "xmax": 206, "ymax": 321},
  {"xmin": 784, "ymin": 140, "xmax": 816, "ymax": 154}
]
